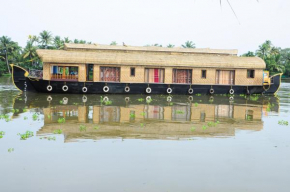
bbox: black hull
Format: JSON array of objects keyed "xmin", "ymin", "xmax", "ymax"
[{"xmin": 11, "ymin": 65, "xmax": 282, "ymax": 95}]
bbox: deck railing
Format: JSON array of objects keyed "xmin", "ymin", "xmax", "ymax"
[{"xmin": 51, "ymin": 74, "xmax": 78, "ymax": 81}]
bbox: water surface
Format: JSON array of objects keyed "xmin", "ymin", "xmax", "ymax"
[{"xmin": 0, "ymin": 77, "xmax": 290, "ymax": 192}]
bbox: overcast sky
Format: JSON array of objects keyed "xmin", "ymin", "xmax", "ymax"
[{"xmin": 1, "ymin": 0, "xmax": 290, "ymax": 54}]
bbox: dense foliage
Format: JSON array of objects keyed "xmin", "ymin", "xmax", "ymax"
[
  {"xmin": 0, "ymin": 30, "xmax": 91, "ymax": 75},
  {"xmin": 242, "ymin": 40, "xmax": 290, "ymax": 76}
]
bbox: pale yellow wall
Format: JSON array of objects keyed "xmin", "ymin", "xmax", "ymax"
[
  {"xmin": 78, "ymin": 106, "xmax": 88, "ymax": 123},
  {"xmin": 120, "ymin": 66, "xmax": 145, "ymax": 83},
  {"xmin": 235, "ymin": 69, "xmax": 263, "ymax": 86},
  {"xmin": 164, "ymin": 68, "xmax": 172, "ymax": 84},
  {"xmin": 78, "ymin": 64, "xmax": 86, "ymax": 82},
  {"xmin": 93, "ymin": 106, "xmax": 100, "ymax": 123},
  {"xmin": 192, "ymin": 68, "xmax": 216, "ymax": 85},
  {"xmin": 43, "ymin": 63, "xmax": 50, "ymax": 80}
]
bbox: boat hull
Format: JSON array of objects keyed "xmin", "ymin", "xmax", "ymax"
[{"xmin": 11, "ymin": 65, "xmax": 282, "ymax": 95}]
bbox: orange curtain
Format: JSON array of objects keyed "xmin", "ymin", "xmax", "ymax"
[{"xmin": 216, "ymin": 70, "xmax": 235, "ymax": 85}]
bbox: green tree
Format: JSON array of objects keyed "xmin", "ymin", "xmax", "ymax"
[
  {"xmin": 110, "ymin": 41, "xmax": 117, "ymax": 46},
  {"xmin": 256, "ymin": 40, "xmax": 272, "ymax": 60},
  {"xmin": 241, "ymin": 51, "xmax": 255, "ymax": 57},
  {"xmin": 182, "ymin": 41, "xmax": 195, "ymax": 48},
  {"xmin": 39, "ymin": 30, "xmax": 53, "ymax": 49},
  {"xmin": 0, "ymin": 36, "xmax": 21, "ymax": 74},
  {"xmin": 167, "ymin": 44, "xmax": 175, "ymax": 48}
]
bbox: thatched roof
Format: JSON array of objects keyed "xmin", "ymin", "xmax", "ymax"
[
  {"xmin": 37, "ymin": 48, "xmax": 266, "ymax": 69},
  {"xmin": 64, "ymin": 43, "xmax": 238, "ymax": 55}
]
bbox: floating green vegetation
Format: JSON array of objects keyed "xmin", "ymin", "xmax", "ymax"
[
  {"xmin": 59, "ymin": 100, "xmax": 63, "ymax": 104},
  {"xmin": 18, "ymin": 131, "xmax": 34, "ymax": 140},
  {"xmin": 191, "ymin": 127, "xmax": 196, "ymax": 131},
  {"xmin": 103, "ymin": 100, "xmax": 112, "ymax": 105},
  {"xmin": 40, "ymin": 136, "xmax": 56, "ymax": 141},
  {"xmin": 8, "ymin": 148, "xmax": 14, "ymax": 153},
  {"xmin": 140, "ymin": 123, "xmax": 145, "ymax": 127},
  {"xmin": 0, "ymin": 131, "xmax": 5, "ymax": 139},
  {"xmin": 202, "ymin": 125, "xmax": 207, "ymax": 130},
  {"xmin": 79, "ymin": 125, "xmax": 87, "ymax": 132},
  {"xmin": 129, "ymin": 112, "xmax": 135, "ymax": 118},
  {"xmin": 57, "ymin": 117, "xmax": 66, "ymax": 123},
  {"xmin": 53, "ymin": 129, "xmax": 63, "ymax": 134},
  {"xmin": 47, "ymin": 115, "xmax": 51, "ymax": 119},
  {"xmin": 175, "ymin": 110, "xmax": 184, "ymax": 114},
  {"xmin": 169, "ymin": 102, "xmax": 174, "ymax": 106},
  {"xmin": 146, "ymin": 98, "xmax": 153, "ymax": 103},
  {"xmin": 73, "ymin": 102, "xmax": 79, "ymax": 105},
  {"xmin": 140, "ymin": 112, "xmax": 146, "ymax": 116},
  {"xmin": 93, "ymin": 126, "xmax": 100, "ymax": 130},
  {"xmin": 194, "ymin": 102, "xmax": 198, "ymax": 107},
  {"xmin": 266, "ymin": 103, "xmax": 275, "ymax": 112},
  {"xmin": 23, "ymin": 116, "xmax": 28, "ymax": 120},
  {"xmin": 195, "ymin": 93, "xmax": 201, "ymax": 96},
  {"xmin": 207, "ymin": 121, "xmax": 220, "ymax": 127},
  {"xmin": 137, "ymin": 98, "xmax": 144, "ymax": 102},
  {"xmin": 11, "ymin": 109, "xmax": 20, "ymax": 113},
  {"xmin": 23, "ymin": 108, "xmax": 28, "ymax": 112},
  {"xmin": 32, "ymin": 113, "xmax": 39, "ymax": 121},
  {"xmin": 0, "ymin": 114, "xmax": 10, "ymax": 122},
  {"xmin": 250, "ymin": 95, "xmax": 259, "ymax": 101},
  {"xmin": 278, "ymin": 120, "xmax": 289, "ymax": 126},
  {"xmin": 239, "ymin": 94, "xmax": 245, "ymax": 96}
]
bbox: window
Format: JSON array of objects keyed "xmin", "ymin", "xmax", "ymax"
[
  {"xmin": 173, "ymin": 69, "xmax": 192, "ymax": 84},
  {"xmin": 247, "ymin": 70, "xmax": 255, "ymax": 78},
  {"xmin": 100, "ymin": 67, "xmax": 120, "ymax": 82},
  {"xmin": 130, "ymin": 67, "xmax": 135, "ymax": 77},
  {"xmin": 51, "ymin": 66, "xmax": 78, "ymax": 81},
  {"xmin": 145, "ymin": 68, "xmax": 165, "ymax": 83},
  {"xmin": 201, "ymin": 70, "xmax": 207, "ymax": 78},
  {"xmin": 87, "ymin": 64, "xmax": 94, "ymax": 81}
]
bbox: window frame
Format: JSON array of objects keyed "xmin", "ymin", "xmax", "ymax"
[
  {"xmin": 130, "ymin": 67, "xmax": 135, "ymax": 77},
  {"xmin": 247, "ymin": 69, "xmax": 255, "ymax": 78},
  {"xmin": 172, "ymin": 68, "xmax": 192, "ymax": 84},
  {"xmin": 201, "ymin": 70, "xmax": 207, "ymax": 79}
]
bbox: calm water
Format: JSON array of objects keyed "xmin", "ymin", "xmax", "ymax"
[{"xmin": 0, "ymin": 77, "xmax": 290, "ymax": 192}]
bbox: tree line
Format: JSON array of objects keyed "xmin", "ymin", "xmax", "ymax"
[{"xmin": 1, "ymin": 30, "xmax": 289, "ymax": 76}]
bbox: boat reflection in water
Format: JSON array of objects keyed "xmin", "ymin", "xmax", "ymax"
[{"xmin": 13, "ymin": 94, "xmax": 280, "ymax": 142}]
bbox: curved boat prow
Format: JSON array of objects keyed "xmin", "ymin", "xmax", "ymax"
[
  {"xmin": 10, "ymin": 64, "xmax": 36, "ymax": 92},
  {"xmin": 264, "ymin": 73, "xmax": 283, "ymax": 95}
]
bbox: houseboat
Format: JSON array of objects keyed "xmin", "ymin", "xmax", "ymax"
[{"xmin": 11, "ymin": 43, "xmax": 282, "ymax": 95}]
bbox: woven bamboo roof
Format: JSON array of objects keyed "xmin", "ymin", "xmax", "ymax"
[
  {"xmin": 64, "ymin": 43, "xmax": 238, "ymax": 55},
  {"xmin": 37, "ymin": 49, "xmax": 266, "ymax": 69}
]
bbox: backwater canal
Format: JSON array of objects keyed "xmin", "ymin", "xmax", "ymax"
[{"xmin": 0, "ymin": 76, "xmax": 290, "ymax": 192}]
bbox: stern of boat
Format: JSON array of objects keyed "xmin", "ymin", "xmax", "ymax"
[
  {"xmin": 10, "ymin": 64, "xmax": 36, "ymax": 92},
  {"xmin": 263, "ymin": 73, "xmax": 283, "ymax": 95}
]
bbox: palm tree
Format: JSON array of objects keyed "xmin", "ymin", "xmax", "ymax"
[
  {"xmin": 241, "ymin": 51, "xmax": 255, "ymax": 57},
  {"xmin": 167, "ymin": 44, "xmax": 175, "ymax": 48},
  {"xmin": 110, "ymin": 41, "xmax": 117, "ymax": 46},
  {"xmin": 53, "ymin": 36, "xmax": 64, "ymax": 49},
  {"xmin": 256, "ymin": 40, "xmax": 272, "ymax": 60},
  {"xmin": 0, "ymin": 36, "xmax": 20, "ymax": 74},
  {"xmin": 63, "ymin": 37, "xmax": 71, "ymax": 43},
  {"xmin": 153, "ymin": 43, "xmax": 162, "ymax": 47},
  {"xmin": 23, "ymin": 41, "xmax": 38, "ymax": 66},
  {"xmin": 182, "ymin": 41, "xmax": 195, "ymax": 48},
  {"xmin": 39, "ymin": 30, "xmax": 53, "ymax": 49}
]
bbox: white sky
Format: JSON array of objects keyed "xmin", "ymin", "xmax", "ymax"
[{"xmin": 1, "ymin": 0, "xmax": 290, "ymax": 54}]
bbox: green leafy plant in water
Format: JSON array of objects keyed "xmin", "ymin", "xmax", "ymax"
[
  {"xmin": 59, "ymin": 100, "xmax": 63, "ymax": 104},
  {"xmin": 47, "ymin": 115, "xmax": 51, "ymax": 119},
  {"xmin": 79, "ymin": 125, "xmax": 87, "ymax": 132},
  {"xmin": 140, "ymin": 123, "xmax": 145, "ymax": 127},
  {"xmin": 0, "ymin": 114, "xmax": 10, "ymax": 122},
  {"xmin": 129, "ymin": 112, "xmax": 135, "ymax": 118},
  {"xmin": 23, "ymin": 108, "xmax": 28, "ymax": 112},
  {"xmin": 137, "ymin": 98, "xmax": 144, "ymax": 102},
  {"xmin": 266, "ymin": 103, "xmax": 275, "ymax": 112},
  {"xmin": 57, "ymin": 117, "xmax": 66, "ymax": 123},
  {"xmin": 18, "ymin": 131, "xmax": 34, "ymax": 140},
  {"xmin": 93, "ymin": 126, "xmax": 100, "ymax": 130},
  {"xmin": 23, "ymin": 116, "xmax": 28, "ymax": 120},
  {"xmin": 169, "ymin": 102, "xmax": 174, "ymax": 106},
  {"xmin": 146, "ymin": 98, "xmax": 153, "ymax": 103},
  {"xmin": 47, "ymin": 136, "xmax": 56, "ymax": 141},
  {"xmin": 202, "ymin": 125, "xmax": 207, "ymax": 130},
  {"xmin": 278, "ymin": 120, "xmax": 289, "ymax": 126},
  {"xmin": 207, "ymin": 121, "xmax": 219, "ymax": 127},
  {"xmin": 191, "ymin": 127, "xmax": 196, "ymax": 131},
  {"xmin": 103, "ymin": 100, "xmax": 112, "ymax": 105},
  {"xmin": 0, "ymin": 131, "xmax": 5, "ymax": 139},
  {"xmin": 194, "ymin": 102, "xmax": 198, "ymax": 107},
  {"xmin": 8, "ymin": 148, "xmax": 14, "ymax": 153},
  {"xmin": 32, "ymin": 113, "xmax": 39, "ymax": 121},
  {"xmin": 140, "ymin": 112, "xmax": 146, "ymax": 116},
  {"xmin": 73, "ymin": 102, "xmax": 79, "ymax": 105},
  {"xmin": 53, "ymin": 129, "xmax": 63, "ymax": 134},
  {"xmin": 175, "ymin": 110, "xmax": 184, "ymax": 114},
  {"xmin": 250, "ymin": 95, "xmax": 259, "ymax": 101}
]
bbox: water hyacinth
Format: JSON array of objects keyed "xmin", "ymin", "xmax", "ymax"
[{"xmin": 18, "ymin": 131, "xmax": 34, "ymax": 140}]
